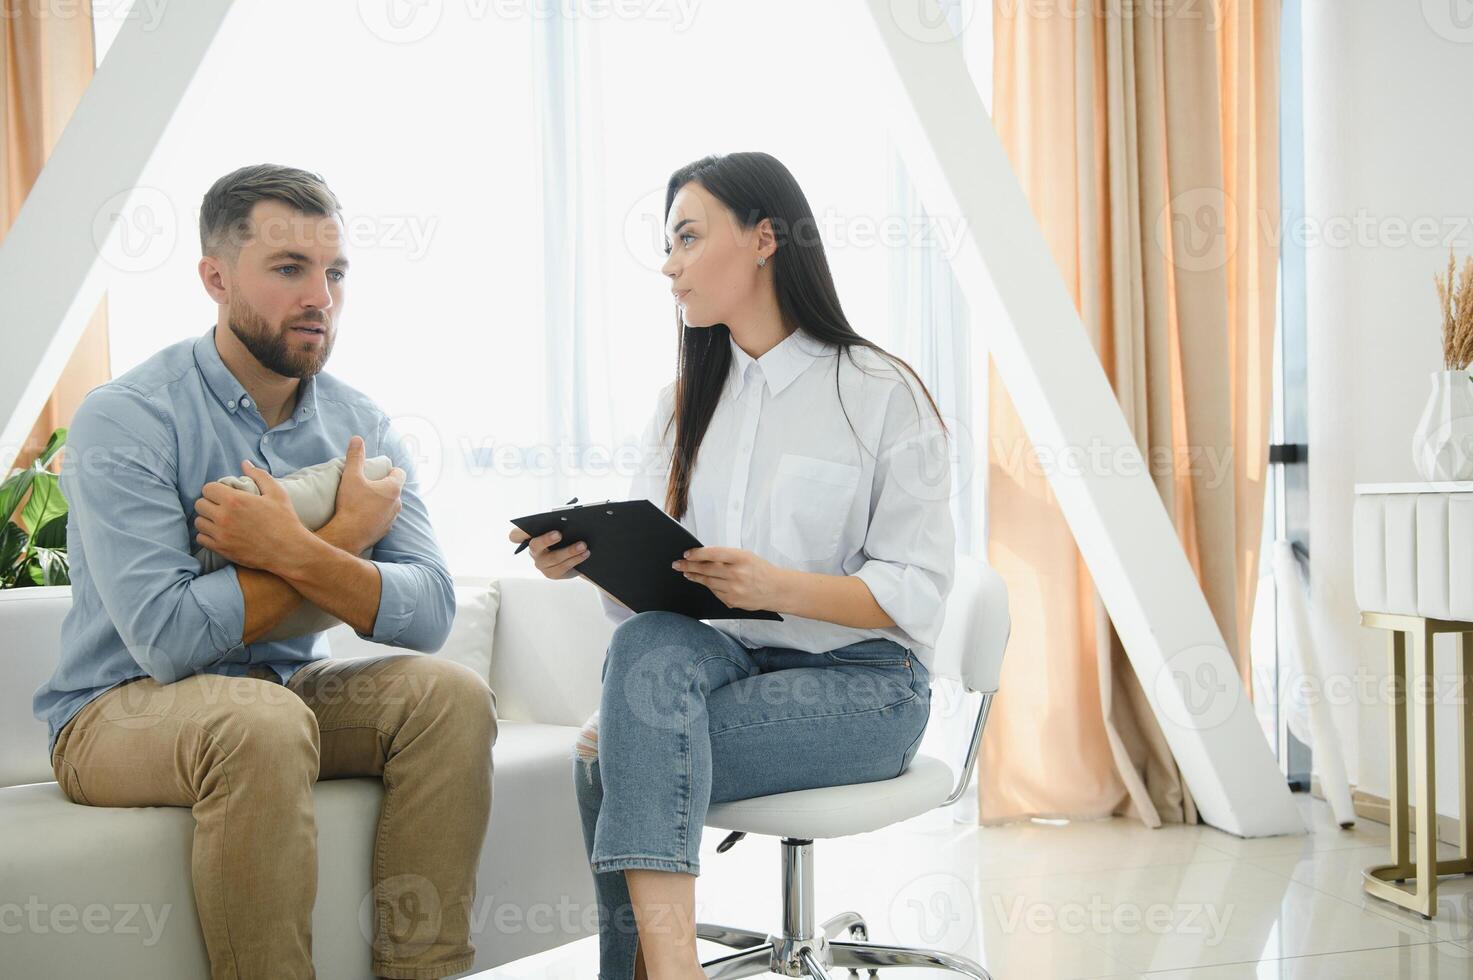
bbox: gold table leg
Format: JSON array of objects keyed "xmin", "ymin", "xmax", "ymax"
[{"xmin": 1361, "ymin": 615, "xmax": 1473, "ymax": 919}]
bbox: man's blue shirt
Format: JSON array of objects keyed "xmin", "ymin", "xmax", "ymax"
[{"xmin": 33, "ymin": 327, "xmax": 455, "ymax": 757}]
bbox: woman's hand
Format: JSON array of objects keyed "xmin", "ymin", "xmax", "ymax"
[
  {"xmin": 673, "ymin": 546, "xmax": 786, "ymax": 612},
  {"xmin": 508, "ymin": 526, "xmax": 590, "ymax": 580}
]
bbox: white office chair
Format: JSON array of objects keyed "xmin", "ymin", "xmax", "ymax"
[{"xmin": 695, "ymin": 556, "xmax": 1011, "ymax": 978}]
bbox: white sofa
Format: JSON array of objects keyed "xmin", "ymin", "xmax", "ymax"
[{"xmin": 0, "ymin": 575, "xmax": 616, "ymax": 979}]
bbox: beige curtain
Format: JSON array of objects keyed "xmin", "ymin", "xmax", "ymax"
[
  {"xmin": 2, "ymin": 0, "xmax": 110, "ymax": 472},
  {"xmin": 980, "ymin": 0, "xmax": 1280, "ymax": 826}
]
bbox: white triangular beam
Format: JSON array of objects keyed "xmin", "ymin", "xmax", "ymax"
[
  {"xmin": 0, "ymin": 0, "xmax": 236, "ymax": 473},
  {"xmin": 0, "ymin": 0, "xmax": 1298, "ymax": 837},
  {"xmin": 863, "ymin": 0, "xmax": 1300, "ymax": 837}
]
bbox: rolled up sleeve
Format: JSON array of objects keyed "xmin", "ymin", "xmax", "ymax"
[
  {"xmin": 362, "ymin": 416, "xmax": 456, "ymax": 650},
  {"xmin": 852, "ymin": 378, "xmax": 956, "ymax": 650},
  {"xmin": 62, "ymin": 387, "xmax": 246, "ymax": 682}
]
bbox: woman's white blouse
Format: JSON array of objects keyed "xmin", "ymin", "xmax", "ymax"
[{"xmin": 599, "ymin": 328, "xmax": 956, "ymax": 670}]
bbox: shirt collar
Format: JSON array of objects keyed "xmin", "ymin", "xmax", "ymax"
[
  {"xmin": 727, "ymin": 329, "xmax": 829, "ymax": 398},
  {"xmin": 193, "ymin": 326, "xmax": 318, "ymax": 423}
]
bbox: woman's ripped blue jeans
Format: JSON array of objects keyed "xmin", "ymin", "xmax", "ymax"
[{"xmin": 572, "ymin": 610, "xmax": 932, "ymax": 980}]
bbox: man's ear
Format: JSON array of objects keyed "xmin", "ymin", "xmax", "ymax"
[{"xmin": 198, "ymin": 254, "xmax": 229, "ymax": 304}]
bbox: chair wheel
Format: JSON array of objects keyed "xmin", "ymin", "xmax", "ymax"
[{"xmin": 846, "ymin": 926, "xmax": 876, "ymax": 976}]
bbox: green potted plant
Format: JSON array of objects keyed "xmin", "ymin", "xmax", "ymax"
[{"xmin": 0, "ymin": 427, "xmax": 70, "ymax": 588}]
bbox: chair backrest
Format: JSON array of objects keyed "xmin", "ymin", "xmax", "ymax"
[{"xmin": 929, "ymin": 555, "xmax": 1010, "ymax": 694}]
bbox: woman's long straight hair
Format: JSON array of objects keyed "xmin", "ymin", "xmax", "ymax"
[{"xmin": 661, "ymin": 151, "xmax": 947, "ymax": 520}]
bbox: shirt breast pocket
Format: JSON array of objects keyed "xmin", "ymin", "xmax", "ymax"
[{"xmin": 768, "ymin": 453, "xmax": 861, "ymax": 564}]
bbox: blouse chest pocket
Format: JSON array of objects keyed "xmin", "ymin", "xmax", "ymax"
[{"xmin": 768, "ymin": 453, "xmax": 861, "ymax": 565}]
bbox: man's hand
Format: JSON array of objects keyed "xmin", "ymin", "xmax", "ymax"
[
  {"xmin": 325, "ymin": 435, "xmax": 406, "ymax": 555},
  {"xmin": 671, "ymin": 546, "xmax": 785, "ymax": 612},
  {"xmin": 195, "ymin": 460, "xmax": 312, "ymax": 572}
]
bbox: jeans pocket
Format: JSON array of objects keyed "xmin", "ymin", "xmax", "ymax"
[{"xmin": 821, "ymin": 640, "xmax": 912, "ymax": 669}]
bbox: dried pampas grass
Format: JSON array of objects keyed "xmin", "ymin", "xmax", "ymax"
[{"xmin": 1435, "ymin": 248, "xmax": 1473, "ymax": 370}]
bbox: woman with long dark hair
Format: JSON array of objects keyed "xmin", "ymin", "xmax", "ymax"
[{"xmin": 511, "ymin": 151, "xmax": 956, "ymax": 980}]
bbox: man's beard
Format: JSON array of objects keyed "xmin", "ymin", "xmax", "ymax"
[{"xmin": 227, "ymin": 290, "xmax": 335, "ymax": 380}]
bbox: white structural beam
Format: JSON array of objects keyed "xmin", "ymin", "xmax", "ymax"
[
  {"xmin": 864, "ymin": 0, "xmax": 1301, "ymax": 837},
  {"xmin": 0, "ymin": 0, "xmax": 236, "ymax": 473},
  {"xmin": 0, "ymin": 0, "xmax": 1298, "ymax": 838}
]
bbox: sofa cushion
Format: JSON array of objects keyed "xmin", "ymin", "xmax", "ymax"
[
  {"xmin": 0, "ymin": 720, "xmax": 592, "ymax": 978},
  {"xmin": 2, "ymin": 586, "xmax": 75, "ymax": 788},
  {"xmin": 323, "ymin": 581, "xmax": 500, "ymax": 685},
  {"xmin": 487, "ymin": 577, "xmax": 611, "ymax": 726}
]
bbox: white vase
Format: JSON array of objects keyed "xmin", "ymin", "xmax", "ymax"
[{"xmin": 1412, "ymin": 369, "xmax": 1473, "ymax": 481}]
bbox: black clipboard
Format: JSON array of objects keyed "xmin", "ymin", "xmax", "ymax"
[{"xmin": 509, "ymin": 498, "xmax": 783, "ymax": 621}]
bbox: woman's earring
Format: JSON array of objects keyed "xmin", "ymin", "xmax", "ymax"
[{"xmin": 757, "ymin": 256, "xmax": 767, "ymax": 268}]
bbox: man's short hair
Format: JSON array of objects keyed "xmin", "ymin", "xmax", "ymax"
[{"xmin": 199, "ymin": 164, "xmax": 342, "ymax": 258}]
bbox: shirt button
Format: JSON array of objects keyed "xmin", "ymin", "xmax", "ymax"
[
  {"xmin": 240, "ymin": 396, "xmax": 251, "ymax": 408},
  {"xmin": 262, "ymin": 434, "xmax": 271, "ymax": 444},
  {"xmin": 227, "ymin": 400, "xmax": 236, "ymax": 410}
]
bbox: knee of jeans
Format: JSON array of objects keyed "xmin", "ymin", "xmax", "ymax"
[
  {"xmin": 609, "ymin": 611, "xmax": 693, "ymax": 656},
  {"xmin": 416, "ymin": 658, "xmax": 498, "ymax": 740},
  {"xmin": 606, "ymin": 611, "xmax": 701, "ymax": 675},
  {"xmin": 218, "ymin": 684, "xmax": 320, "ymax": 763}
]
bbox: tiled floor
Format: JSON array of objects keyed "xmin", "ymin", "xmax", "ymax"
[{"xmin": 478, "ymin": 793, "xmax": 1473, "ymax": 978}]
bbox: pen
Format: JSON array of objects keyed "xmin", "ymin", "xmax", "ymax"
[{"xmin": 512, "ymin": 497, "xmax": 578, "ymax": 555}]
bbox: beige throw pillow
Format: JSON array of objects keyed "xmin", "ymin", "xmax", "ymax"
[{"xmin": 194, "ymin": 454, "xmax": 394, "ymax": 641}]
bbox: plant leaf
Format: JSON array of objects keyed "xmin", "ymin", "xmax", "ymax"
[
  {"xmin": 33, "ymin": 547, "xmax": 70, "ymax": 586},
  {"xmin": 0, "ymin": 522, "xmax": 27, "ymax": 577},
  {"xmin": 0, "ymin": 468, "xmax": 35, "ymax": 525},
  {"xmin": 32, "ymin": 514, "xmax": 67, "ymax": 550},
  {"xmin": 36, "ymin": 427, "xmax": 68, "ymax": 469},
  {"xmin": 21, "ymin": 472, "xmax": 67, "ymax": 536}
]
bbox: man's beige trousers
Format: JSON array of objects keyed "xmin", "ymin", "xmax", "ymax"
[{"xmin": 49, "ymin": 654, "xmax": 497, "ymax": 980}]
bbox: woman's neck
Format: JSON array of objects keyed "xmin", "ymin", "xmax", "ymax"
[{"xmin": 725, "ymin": 290, "xmax": 793, "ymax": 360}]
